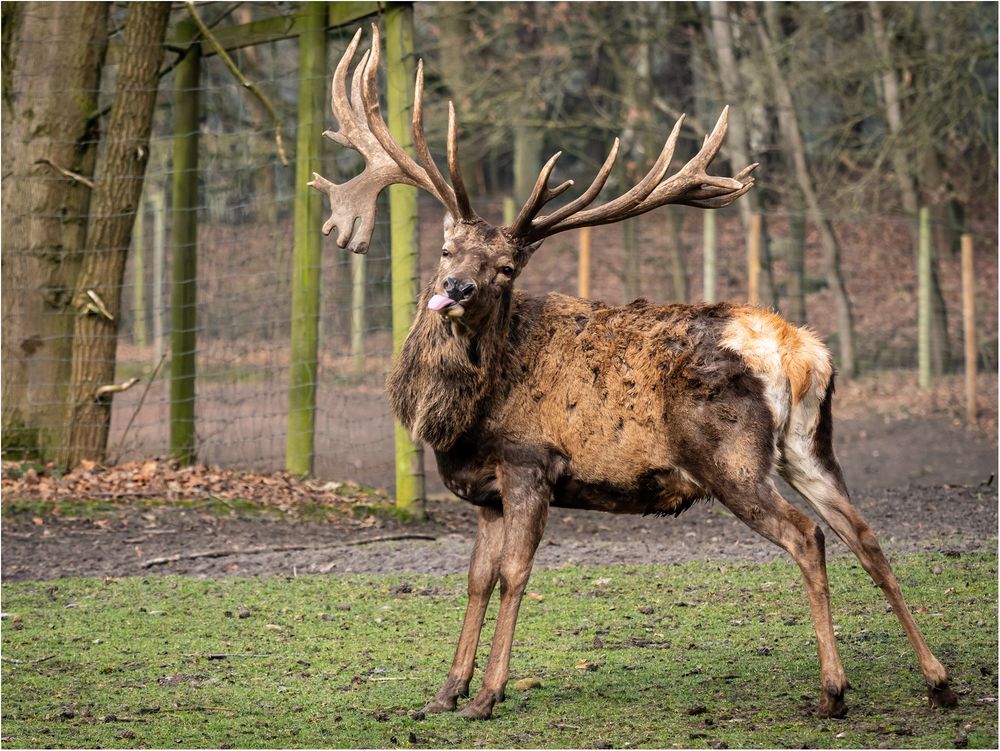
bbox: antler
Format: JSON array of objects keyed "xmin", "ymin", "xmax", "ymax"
[
  {"xmin": 308, "ymin": 25, "xmax": 476, "ymax": 254},
  {"xmin": 506, "ymin": 108, "xmax": 757, "ymax": 244}
]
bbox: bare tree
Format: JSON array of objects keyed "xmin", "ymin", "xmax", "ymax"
[
  {"xmin": 1, "ymin": 2, "xmax": 110, "ymax": 459},
  {"xmin": 754, "ymin": 4, "xmax": 857, "ymax": 377},
  {"xmin": 61, "ymin": 2, "xmax": 171, "ymax": 465},
  {"xmin": 868, "ymin": 2, "xmax": 950, "ymax": 374},
  {"xmin": 708, "ymin": 0, "xmax": 776, "ymax": 308}
]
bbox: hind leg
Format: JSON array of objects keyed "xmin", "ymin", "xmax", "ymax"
[
  {"xmin": 781, "ymin": 446, "xmax": 958, "ymax": 708},
  {"xmin": 719, "ymin": 479, "xmax": 850, "ymax": 718}
]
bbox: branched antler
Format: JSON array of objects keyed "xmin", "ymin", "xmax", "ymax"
[
  {"xmin": 308, "ymin": 25, "xmax": 476, "ymax": 254},
  {"xmin": 506, "ymin": 107, "xmax": 757, "ymax": 244}
]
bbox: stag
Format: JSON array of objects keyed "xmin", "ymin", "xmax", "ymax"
[{"xmin": 310, "ymin": 27, "xmax": 958, "ymax": 720}]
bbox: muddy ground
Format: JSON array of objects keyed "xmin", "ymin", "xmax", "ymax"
[{"xmin": 2, "ymin": 411, "xmax": 996, "ymax": 583}]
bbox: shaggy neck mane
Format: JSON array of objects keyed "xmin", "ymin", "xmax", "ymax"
[{"xmin": 386, "ymin": 286, "xmax": 514, "ymax": 451}]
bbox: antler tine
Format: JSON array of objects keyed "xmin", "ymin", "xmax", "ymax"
[
  {"xmin": 550, "ymin": 115, "xmax": 685, "ymax": 232},
  {"xmin": 506, "ymin": 105, "xmax": 756, "ymax": 242},
  {"xmin": 412, "ymin": 60, "xmax": 460, "ymax": 217},
  {"xmin": 324, "ymin": 27, "xmax": 365, "ymax": 148},
  {"xmin": 447, "ymin": 102, "xmax": 476, "ymax": 219},
  {"xmin": 311, "ymin": 25, "xmax": 484, "ymax": 252},
  {"xmin": 359, "ymin": 24, "xmax": 438, "ymax": 196},
  {"xmin": 531, "ymin": 138, "xmax": 620, "ymax": 232},
  {"xmin": 507, "ymin": 151, "xmax": 574, "ymax": 237}
]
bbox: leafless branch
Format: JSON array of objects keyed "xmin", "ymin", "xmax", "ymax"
[
  {"xmin": 34, "ymin": 159, "xmax": 95, "ymax": 189},
  {"xmin": 184, "ymin": 0, "xmax": 288, "ymax": 166}
]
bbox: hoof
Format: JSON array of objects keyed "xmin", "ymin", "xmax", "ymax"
[
  {"xmin": 818, "ymin": 686, "xmax": 848, "ymax": 719},
  {"xmin": 421, "ymin": 696, "xmax": 458, "ymax": 714},
  {"xmin": 456, "ymin": 702, "xmax": 494, "ymax": 721},
  {"xmin": 928, "ymin": 683, "xmax": 959, "ymax": 709},
  {"xmin": 457, "ymin": 690, "xmax": 500, "ymax": 720}
]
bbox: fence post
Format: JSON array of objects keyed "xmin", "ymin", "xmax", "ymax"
[
  {"xmin": 748, "ymin": 212, "xmax": 761, "ymax": 306},
  {"xmin": 502, "ymin": 196, "xmax": 516, "ymax": 227},
  {"xmin": 385, "ymin": 5, "xmax": 425, "ymax": 518},
  {"xmin": 961, "ymin": 234, "xmax": 976, "ymax": 425},
  {"xmin": 170, "ymin": 20, "xmax": 200, "ymax": 464},
  {"xmin": 350, "ymin": 253, "xmax": 366, "ymax": 375},
  {"xmin": 151, "ymin": 185, "xmax": 165, "ymax": 360},
  {"xmin": 578, "ymin": 227, "xmax": 591, "ymax": 298},
  {"xmin": 286, "ymin": 2, "xmax": 327, "ymax": 476},
  {"xmin": 132, "ymin": 195, "xmax": 147, "ymax": 347},
  {"xmin": 918, "ymin": 207, "xmax": 932, "ymax": 390},
  {"xmin": 703, "ymin": 211, "xmax": 717, "ymax": 303}
]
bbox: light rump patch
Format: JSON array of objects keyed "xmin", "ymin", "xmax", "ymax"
[{"xmin": 720, "ymin": 307, "xmax": 832, "ymax": 410}]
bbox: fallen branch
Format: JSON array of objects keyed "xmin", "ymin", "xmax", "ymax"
[
  {"xmin": 141, "ymin": 543, "xmax": 313, "ymax": 568},
  {"xmin": 184, "ymin": 0, "xmax": 288, "ymax": 166},
  {"xmin": 345, "ymin": 533, "xmax": 437, "ymax": 546}
]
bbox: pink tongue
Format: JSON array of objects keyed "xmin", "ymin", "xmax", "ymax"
[{"xmin": 428, "ymin": 294, "xmax": 455, "ymax": 311}]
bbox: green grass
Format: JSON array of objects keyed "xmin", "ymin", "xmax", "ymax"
[{"xmin": 2, "ymin": 554, "xmax": 996, "ymax": 748}]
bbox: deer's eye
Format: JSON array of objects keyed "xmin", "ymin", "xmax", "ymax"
[
  {"xmin": 499, "ymin": 266, "xmax": 514, "ymax": 277},
  {"xmin": 441, "ymin": 249, "xmax": 450, "ymax": 258}
]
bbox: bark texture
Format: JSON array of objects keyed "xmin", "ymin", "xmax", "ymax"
[
  {"xmin": 1, "ymin": 2, "xmax": 109, "ymax": 459},
  {"xmin": 62, "ymin": 1, "xmax": 171, "ymax": 465}
]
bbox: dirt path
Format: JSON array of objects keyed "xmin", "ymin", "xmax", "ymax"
[{"xmin": 3, "ymin": 412, "xmax": 996, "ymax": 582}]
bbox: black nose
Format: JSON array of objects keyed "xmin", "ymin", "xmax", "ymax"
[{"xmin": 444, "ymin": 276, "xmax": 476, "ymax": 302}]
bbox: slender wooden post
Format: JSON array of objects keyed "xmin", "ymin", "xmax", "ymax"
[
  {"xmin": 918, "ymin": 206, "xmax": 932, "ymax": 390},
  {"xmin": 132, "ymin": 196, "xmax": 147, "ymax": 347},
  {"xmin": 961, "ymin": 234, "xmax": 976, "ymax": 425},
  {"xmin": 285, "ymin": 2, "xmax": 327, "ymax": 476},
  {"xmin": 578, "ymin": 226, "xmax": 591, "ymax": 298},
  {"xmin": 386, "ymin": 5, "xmax": 425, "ymax": 518},
  {"xmin": 170, "ymin": 21, "xmax": 200, "ymax": 464},
  {"xmin": 703, "ymin": 211, "xmax": 717, "ymax": 303},
  {"xmin": 665, "ymin": 207, "xmax": 687, "ymax": 303},
  {"xmin": 502, "ymin": 196, "xmax": 516, "ymax": 227},
  {"xmin": 151, "ymin": 185, "xmax": 165, "ymax": 358},
  {"xmin": 747, "ymin": 212, "xmax": 761, "ymax": 306},
  {"xmin": 350, "ymin": 252, "xmax": 366, "ymax": 374}
]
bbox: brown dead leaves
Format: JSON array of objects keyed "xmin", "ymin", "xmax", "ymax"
[{"xmin": 1, "ymin": 459, "xmax": 383, "ymax": 517}]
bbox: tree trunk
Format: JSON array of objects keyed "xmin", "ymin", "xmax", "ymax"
[
  {"xmin": 869, "ymin": 2, "xmax": 950, "ymax": 374},
  {"xmin": 785, "ymin": 210, "xmax": 807, "ymax": 325},
  {"xmin": 756, "ymin": 6, "xmax": 856, "ymax": 376},
  {"xmin": 1, "ymin": 2, "xmax": 109, "ymax": 460},
  {"xmin": 437, "ymin": 2, "xmax": 481, "ymax": 197},
  {"xmin": 513, "ymin": 124, "xmax": 543, "ymax": 208},
  {"xmin": 665, "ymin": 207, "xmax": 688, "ymax": 303},
  {"xmin": 709, "ymin": 0, "xmax": 776, "ymax": 308},
  {"xmin": 61, "ymin": 2, "xmax": 170, "ymax": 466}
]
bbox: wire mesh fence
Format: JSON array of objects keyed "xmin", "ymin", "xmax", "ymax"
[{"xmin": 3, "ymin": 3, "xmax": 997, "ymax": 495}]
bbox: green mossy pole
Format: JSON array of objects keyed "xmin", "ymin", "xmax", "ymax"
[
  {"xmin": 918, "ymin": 206, "xmax": 932, "ymax": 390},
  {"xmin": 350, "ymin": 252, "xmax": 366, "ymax": 376},
  {"xmin": 385, "ymin": 5, "xmax": 425, "ymax": 518},
  {"xmin": 132, "ymin": 195, "xmax": 147, "ymax": 347},
  {"xmin": 286, "ymin": 1, "xmax": 327, "ymax": 476},
  {"xmin": 170, "ymin": 21, "xmax": 200, "ymax": 464}
]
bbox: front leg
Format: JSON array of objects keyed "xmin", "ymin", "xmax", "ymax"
[
  {"xmin": 422, "ymin": 505, "xmax": 504, "ymax": 713},
  {"xmin": 458, "ymin": 463, "xmax": 550, "ymax": 720}
]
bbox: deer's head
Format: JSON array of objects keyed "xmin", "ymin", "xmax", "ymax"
[{"xmin": 310, "ymin": 26, "xmax": 757, "ymax": 333}]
